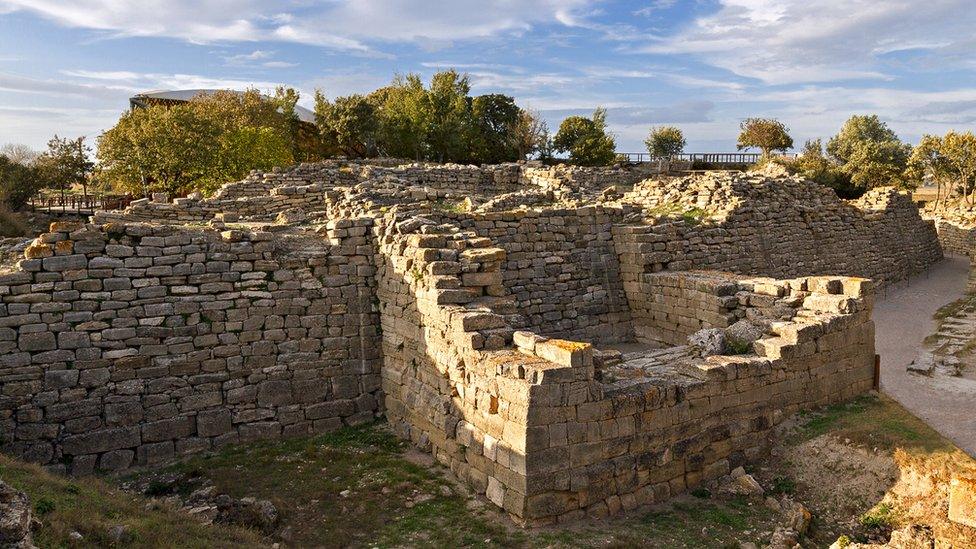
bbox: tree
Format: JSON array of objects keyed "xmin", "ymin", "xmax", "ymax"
[
  {"xmin": 907, "ymin": 131, "xmax": 976, "ymax": 206},
  {"xmin": 0, "ymin": 154, "xmax": 48, "ymax": 210},
  {"xmin": 423, "ymin": 69, "xmax": 473, "ymax": 162},
  {"xmin": 98, "ymin": 90, "xmax": 294, "ymax": 197},
  {"xmin": 467, "ymin": 94, "xmax": 520, "ymax": 164},
  {"xmin": 553, "ymin": 107, "xmax": 617, "ymax": 166},
  {"xmin": 315, "ymin": 92, "xmax": 379, "ymax": 158},
  {"xmin": 270, "ymin": 86, "xmax": 324, "ymax": 162},
  {"xmin": 737, "ymin": 118, "xmax": 793, "ymax": 157},
  {"xmin": 36, "ymin": 135, "xmax": 93, "ymax": 204},
  {"xmin": 0, "ymin": 144, "xmax": 40, "ymax": 166},
  {"xmin": 645, "ymin": 126, "xmax": 686, "ymax": 158},
  {"xmin": 827, "ymin": 115, "xmax": 911, "ymax": 190},
  {"xmin": 512, "ymin": 109, "xmax": 549, "ymax": 160},
  {"xmin": 370, "ymin": 78, "xmax": 428, "ymax": 160},
  {"xmin": 779, "ymin": 139, "xmax": 856, "ymax": 196}
]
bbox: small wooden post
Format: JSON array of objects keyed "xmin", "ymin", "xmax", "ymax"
[{"xmin": 873, "ymin": 354, "xmax": 881, "ymax": 390}]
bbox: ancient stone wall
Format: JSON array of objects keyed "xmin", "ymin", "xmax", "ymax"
[
  {"xmin": 624, "ymin": 271, "xmax": 743, "ymax": 345},
  {"xmin": 520, "ymin": 164, "xmax": 670, "ymax": 198},
  {"xmin": 617, "ymin": 176, "xmax": 943, "ymax": 287},
  {"xmin": 440, "ymin": 207, "xmax": 634, "ymax": 343},
  {"xmin": 374, "ymin": 213, "xmax": 537, "ymax": 518},
  {"xmin": 0, "ymin": 221, "xmax": 381, "ymax": 474},
  {"xmin": 929, "ymin": 218, "xmax": 976, "ymax": 257},
  {"xmin": 509, "ymin": 273, "xmax": 876, "ymax": 525}
]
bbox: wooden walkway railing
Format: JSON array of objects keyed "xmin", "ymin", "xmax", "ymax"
[
  {"xmin": 618, "ymin": 152, "xmax": 798, "ymax": 164},
  {"xmin": 29, "ymin": 194, "xmax": 134, "ymax": 214}
]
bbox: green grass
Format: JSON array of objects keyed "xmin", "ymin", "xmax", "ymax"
[
  {"xmin": 129, "ymin": 423, "xmax": 522, "ymax": 548},
  {"xmin": 859, "ymin": 502, "xmax": 897, "ymax": 529},
  {"xmin": 0, "ymin": 453, "xmax": 264, "ymax": 548},
  {"xmin": 115, "ymin": 422, "xmax": 780, "ymax": 548},
  {"xmin": 789, "ymin": 394, "xmax": 953, "ymax": 454}
]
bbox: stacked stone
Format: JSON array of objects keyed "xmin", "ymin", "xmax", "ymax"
[
  {"xmin": 626, "ymin": 271, "xmax": 743, "ymax": 344},
  {"xmin": 520, "ymin": 164, "xmax": 663, "ymax": 198},
  {"xmin": 437, "ymin": 206, "xmax": 634, "ymax": 343},
  {"xmin": 0, "ymin": 221, "xmax": 381, "ymax": 474},
  {"xmin": 616, "ymin": 173, "xmax": 942, "ymax": 288},
  {"xmin": 476, "ymin": 189, "xmax": 555, "ymax": 212},
  {"xmin": 374, "ymin": 211, "xmax": 552, "ymax": 520},
  {"xmin": 508, "ymin": 273, "xmax": 875, "ymax": 526},
  {"xmin": 927, "ymin": 217, "xmax": 976, "ymax": 257}
]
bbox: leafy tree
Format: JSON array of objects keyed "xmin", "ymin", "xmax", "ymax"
[
  {"xmin": 270, "ymin": 86, "xmax": 324, "ymax": 162},
  {"xmin": 553, "ymin": 107, "xmax": 617, "ymax": 166},
  {"xmin": 827, "ymin": 115, "xmax": 911, "ymax": 190},
  {"xmin": 737, "ymin": 118, "xmax": 793, "ymax": 157},
  {"xmin": 370, "ymin": 78, "xmax": 428, "ymax": 160},
  {"xmin": 0, "ymin": 154, "xmax": 48, "ymax": 210},
  {"xmin": 468, "ymin": 94, "xmax": 520, "ymax": 163},
  {"xmin": 423, "ymin": 69, "xmax": 472, "ymax": 162},
  {"xmin": 645, "ymin": 126, "xmax": 686, "ymax": 158},
  {"xmin": 36, "ymin": 135, "xmax": 93, "ymax": 203},
  {"xmin": 907, "ymin": 131, "xmax": 976, "ymax": 206},
  {"xmin": 512, "ymin": 109, "xmax": 549, "ymax": 160},
  {"xmin": 98, "ymin": 90, "xmax": 294, "ymax": 197},
  {"xmin": 314, "ymin": 92, "xmax": 379, "ymax": 158}
]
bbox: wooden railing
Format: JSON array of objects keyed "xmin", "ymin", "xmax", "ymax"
[
  {"xmin": 617, "ymin": 152, "xmax": 798, "ymax": 164},
  {"xmin": 29, "ymin": 194, "xmax": 134, "ymax": 213}
]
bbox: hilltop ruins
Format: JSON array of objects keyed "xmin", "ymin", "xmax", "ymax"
[{"xmin": 0, "ymin": 160, "xmax": 944, "ymax": 524}]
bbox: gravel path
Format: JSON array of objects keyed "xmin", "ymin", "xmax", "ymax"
[{"xmin": 873, "ymin": 255, "xmax": 976, "ymax": 456}]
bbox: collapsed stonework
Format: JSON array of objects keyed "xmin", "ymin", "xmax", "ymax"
[{"xmin": 0, "ymin": 162, "xmax": 943, "ymax": 525}]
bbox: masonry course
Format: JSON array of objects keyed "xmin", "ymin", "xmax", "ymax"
[{"xmin": 0, "ymin": 160, "xmax": 944, "ymax": 525}]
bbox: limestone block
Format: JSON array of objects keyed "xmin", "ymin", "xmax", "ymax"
[{"xmin": 950, "ymin": 476, "xmax": 976, "ymax": 528}]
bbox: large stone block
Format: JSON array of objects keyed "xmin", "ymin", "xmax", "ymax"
[{"xmin": 62, "ymin": 427, "xmax": 140, "ymax": 455}]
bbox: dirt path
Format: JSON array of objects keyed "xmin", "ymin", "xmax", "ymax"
[{"xmin": 873, "ymin": 255, "xmax": 976, "ymax": 456}]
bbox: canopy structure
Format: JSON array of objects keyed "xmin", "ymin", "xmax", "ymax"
[{"xmin": 129, "ymin": 89, "xmax": 316, "ymax": 123}]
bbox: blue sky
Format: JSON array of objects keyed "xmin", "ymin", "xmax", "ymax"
[{"xmin": 1, "ymin": 0, "xmax": 975, "ymax": 153}]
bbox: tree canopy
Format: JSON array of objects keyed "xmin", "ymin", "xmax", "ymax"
[
  {"xmin": 315, "ymin": 70, "xmax": 543, "ymax": 164},
  {"xmin": 98, "ymin": 89, "xmax": 295, "ymax": 197},
  {"xmin": 827, "ymin": 115, "xmax": 911, "ymax": 191},
  {"xmin": 737, "ymin": 118, "xmax": 793, "ymax": 157},
  {"xmin": 907, "ymin": 131, "xmax": 976, "ymax": 206},
  {"xmin": 552, "ymin": 108, "xmax": 617, "ymax": 166},
  {"xmin": 645, "ymin": 126, "xmax": 686, "ymax": 159},
  {"xmin": 0, "ymin": 154, "xmax": 47, "ymax": 210}
]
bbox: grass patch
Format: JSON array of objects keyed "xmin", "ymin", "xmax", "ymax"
[
  {"xmin": 933, "ymin": 295, "xmax": 975, "ymax": 321},
  {"xmin": 770, "ymin": 476, "xmax": 795, "ymax": 495},
  {"xmin": 129, "ymin": 422, "xmax": 521, "ymax": 548},
  {"xmin": 0, "ymin": 453, "xmax": 263, "ymax": 548},
  {"xmin": 859, "ymin": 502, "xmax": 897, "ymax": 529},
  {"xmin": 789, "ymin": 394, "xmax": 953, "ymax": 454}
]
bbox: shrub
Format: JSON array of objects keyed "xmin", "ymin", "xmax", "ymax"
[{"xmin": 645, "ymin": 126, "xmax": 686, "ymax": 158}]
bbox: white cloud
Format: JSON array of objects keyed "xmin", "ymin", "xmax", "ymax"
[
  {"xmin": 0, "ymin": 0, "xmax": 596, "ymax": 53},
  {"xmin": 0, "ymin": 69, "xmax": 307, "ymax": 148},
  {"xmin": 643, "ymin": 0, "xmax": 976, "ymax": 85}
]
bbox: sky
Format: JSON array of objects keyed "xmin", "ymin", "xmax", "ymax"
[{"xmin": 1, "ymin": 0, "xmax": 975, "ymax": 154}]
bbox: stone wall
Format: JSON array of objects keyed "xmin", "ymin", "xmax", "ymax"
[
  {"xmin": 0, "ymin": 221, "xmax": 381, "ymax": 473},
  {"xmin": 443, "ymin": 207, "xmax": 634, "ymax": 343},
  {"xmin": 508, "ymin": 273, "xmax": 876, "ymax": 525},
  {"xmin": 374, "ymin": 212, "xmax": 537, "ymax": 518},
  {"xmin": 929, "ymin": 218, "xmax": 976, "ymax": 257},
  {"xmin": 617, "ymin": 176, "xmax": 943, "ymax": 287},
  {"xmin": 624, "ymin": 271, "xmax": 742, "ymax": 345}
]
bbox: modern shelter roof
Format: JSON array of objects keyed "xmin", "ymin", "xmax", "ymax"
[{"xmin": 129, "ymin": 89, "xmax": 316, "ymax": 123}]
